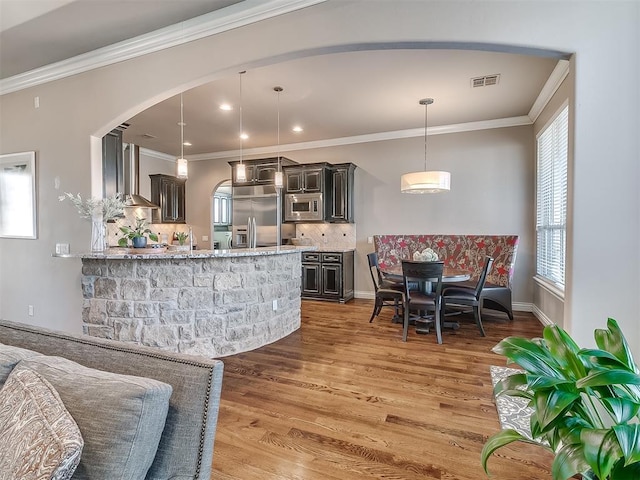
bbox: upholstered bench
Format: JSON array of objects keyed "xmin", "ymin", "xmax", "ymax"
[{"xmin": 373, "ymin": 234, "xmax": 519, "ymax": 320}]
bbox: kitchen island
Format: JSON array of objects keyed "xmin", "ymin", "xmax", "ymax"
[{"xmin": 77, "ymin": 246, "xmax": 312, "ymax": 357}]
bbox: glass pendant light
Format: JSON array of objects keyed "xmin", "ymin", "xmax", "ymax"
[
  {"xmin": 400, "ymin": 98, "xmax": 450, "ymax": 193},
  {"xmin": 235, "ymin": 71, "xmax": 247, "ymax": 182},
  {"xmin": 176, "ymin": 93, "xmax": 188, "ymax": 178},
  {"xmin": 274, "ymin": 86, "xmax": 284, "ymax": 189}
]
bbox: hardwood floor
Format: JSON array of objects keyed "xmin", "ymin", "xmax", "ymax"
[{"xmin": 211, "ymin": 299, "xmax": 553, "ymax": 479}]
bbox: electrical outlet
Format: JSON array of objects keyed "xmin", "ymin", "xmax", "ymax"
[
  {"xmin": 56, "ymin": 243, "xmax": 69, "ymax": 255},
  {"xmin": 55, "ymin": 243, "xmax": 70, "ymax": 255},
  {"xmin": 28, "ymin": 305, "xmax": 34, "ymax": 316},
  {"xmin": 272, "ymin": 299, "xmax": 278, "ymax": 311},
  {"xmin": 367, "ymin": 236, "xmax": 373, "ymax": 244},
  {"xmin": 202, "ymin": 235, "xmax": 209, "ymax": 241}
]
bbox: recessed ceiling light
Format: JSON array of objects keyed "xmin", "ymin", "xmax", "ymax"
[
  {"xmin": 219, "ymin": 103, "xmax": 232, "ymax": 111},
  {"xmin": 292, "ymin": 125, "xmax": 303, "ymax": 133},
  {"xmin": 183, "ymin": 141, "xmax": 192, "ymax": 146},
  {"xmin": 240, "ymin": 133, "xmax": 249, "ymax": 140}
]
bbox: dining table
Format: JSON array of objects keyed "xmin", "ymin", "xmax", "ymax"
[
  {"xmin": 381, "ymin": 264, "xmax": 471, "ymax": 286},
  {"xmin": 380, "ymin": 263, "xmax": 471, "ymax": 333}
]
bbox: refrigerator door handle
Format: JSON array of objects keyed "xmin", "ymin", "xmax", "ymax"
[
  {"xmin": 247, "ymin": 217, "xmax": 252, "ymax": 248},
  {"xmin": 251, "ymin": 217, "xmax": 257, "ymax": 248}
]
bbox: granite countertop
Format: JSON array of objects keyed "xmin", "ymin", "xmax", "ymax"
[
  {"xmin": 54, "ymin": 245, "xmax": 317, "ymax": 259},
  {"xmin": 313, "ymin": 247, "xmax": 356, "ymax": 253}
]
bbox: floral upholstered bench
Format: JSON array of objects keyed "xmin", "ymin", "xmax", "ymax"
[{"xmin": 373, "ymin": 234, "xmax": 519, "ymax": 319}]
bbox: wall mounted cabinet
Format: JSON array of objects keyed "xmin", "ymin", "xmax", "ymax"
[
  {"xmin": 283, "ymin": 164, "xmax": 328, "ymax": 193},
  {"xmin": 326, "ymin": 163, "xmax": 356, "ymax": 223},
  {"xmin": 301, "ymin": 250, "xmax": 354, "ymax": 303},
  {"xmin": 102, "ymin": 127, "xmax": 124, "ymax": 197},
  {"xmin": 229, "ymin": 157, "xmax": 297, "ymax": 186},
  {"xmin": 150, "ymin": 174, "xmax": 186, "ymax": 224}
]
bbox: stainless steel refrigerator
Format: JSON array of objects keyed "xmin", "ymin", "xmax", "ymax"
[{"xmin": 232, "ymin": 185, "xmax": 295, "ymax": 248}]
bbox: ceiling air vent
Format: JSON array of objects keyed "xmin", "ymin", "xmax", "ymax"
[
  {"xmin": 140, "ymin": 133, "xmax": 156, "ymax": 139},
  {"xmin": 471, "ymin": 74, "xmax": 500, "ymax": 88}
]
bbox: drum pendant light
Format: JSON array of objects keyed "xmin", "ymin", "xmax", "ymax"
[
  {"xmin": 401, "ymin": 98, "xmax": 450, "ymax": 193},
  {"xmin": 235, "ymin": 71, "xmax": 247, "ymax": 182},
  {"xmin": 273, "ymin": 86, "xmax": 284, "ymax": 189},
  {"xmin": 176, "ymin": 93, "xmax": 188, "ymax": 179}
]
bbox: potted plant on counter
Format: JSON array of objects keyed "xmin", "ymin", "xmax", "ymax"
[
  {"xmin": 481, "ymin": 318, "xmax": 640, "ymax": 479},
  {"xmin": 117, "ymin": 216, "xmax": 158, "ymax": 248},
  {"xmin": 175, "ymin": 231, "xmax": 189, "ymax": 246}
]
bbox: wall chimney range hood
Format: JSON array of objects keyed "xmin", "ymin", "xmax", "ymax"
[{"xmin": 123, "ymin": 144, "xmax": 159, "ymax": 209}]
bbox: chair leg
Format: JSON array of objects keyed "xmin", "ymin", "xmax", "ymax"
[
  {"xmin": 402, "ymin": 302, "xmax": 409, "ymax": 342},
  {"xmin": 434, "ymin": 301, "xmax": 443, "ymax": 344},
  {"xmin": 369, "ymin": 297, "xmax": 380, "ymax": 322},
  {"xmin": 473, "ymin": 304, "xmax": 486, "ymax": 336}
]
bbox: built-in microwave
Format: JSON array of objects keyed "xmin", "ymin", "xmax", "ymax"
[{"xmin": 284, "ymin": 193, "xmax": 324, "ymax": 222}]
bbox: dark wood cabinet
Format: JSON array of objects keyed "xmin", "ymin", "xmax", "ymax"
[
  {"xmin": 229, "ymin": 157, "xmax": 297, "ymax": 186},
  {"xmin": 326, "ymin": 163, "xmax": 356, "ymax": 223},
  {"xmin": 150, "ymin": 174, "xmax": 186, "ymax": 224},
  {"xmin": 102, "ymin": 127, "xmax": 124, "ymax": 197},
  {"xmin": 301, "ymin": 250, "xmax": 354, "ymax": 303},
  {"xmin": 283, "ymin": 163, "xmax": 328, "ymax": 194},
  {"xmin": 301, "ymin": 254, "xmax": 322, "ymax": 296}
]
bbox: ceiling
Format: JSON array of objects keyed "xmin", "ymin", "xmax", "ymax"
[{"xmin": 0, "ymin": 0, "xmax": 564, "ymax": 159}]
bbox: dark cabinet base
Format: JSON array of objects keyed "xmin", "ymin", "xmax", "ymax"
[{"xmin": 301, "ymin": 250, "xmax": 354, "ymax": 303}]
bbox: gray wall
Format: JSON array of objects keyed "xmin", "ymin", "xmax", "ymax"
[{"xmin": 0, "ymin": 1, "xmax": 638, "ymax": 354}]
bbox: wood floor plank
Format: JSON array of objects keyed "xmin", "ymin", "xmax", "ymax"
[{"xmin": 211, "ymin": 299, "xmax": 553, "ymax": 479}]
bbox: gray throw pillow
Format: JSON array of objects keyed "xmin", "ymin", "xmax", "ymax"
[
  {"xmin": 0, "ymin": 343, "xmax": 42, "ymax": 388},
  {"xmin": 18, "ymin": 355, "xmax": 173, "ymax": 480},
  {"xmin": 0, "ymin": 366, "xmax": 84, "ymax": 480}
]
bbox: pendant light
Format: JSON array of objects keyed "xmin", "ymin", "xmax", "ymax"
[
  {"xmin": 400, "ymin": 98, "xmax": 450, "ymax": 193},
  {"xmin": 176, "ymin": 93, "xmax": 188, "ymax": 179},
  {"xmin": 273, "ymin": 86, "xmax": 284, "ymax": 189},
  {"xmin": 235, "ymin": 71, "xmax": 247, "ymax": 182}
]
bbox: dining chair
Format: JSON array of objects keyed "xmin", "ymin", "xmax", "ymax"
[
  {"xmin": 367, "ymin": 253, "xmax": 404, "ymax": 323},
  {"xmin": 401, "ymin": 260, "xmax": 445, "ymax": 343},
  {"xmin": 441, "ymin": 256, "xmax": 494, "ymax": 337}
]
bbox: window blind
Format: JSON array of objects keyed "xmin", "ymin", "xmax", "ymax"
[{"xmin": 536, "ymin": 105, "xmax": 568, "ymax": 288}]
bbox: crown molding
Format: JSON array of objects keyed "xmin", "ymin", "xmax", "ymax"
[
  {"xmin": 0, "ymin": 0, "xmax": 327, "ymax": 95},
  {"xmin": 188, "ymin": 115, "xmax": 533, "ymax": 161},
  {"xmin": 140, "ymin": 148, "xmax": 176, "ymax": 163},
  {"xmin": 528, "ymin": 59, "xmax": 570, "ymax": 123}
]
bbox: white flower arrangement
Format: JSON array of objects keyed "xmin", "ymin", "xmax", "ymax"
[
  {"xmin": 58, "ymin": 192, "xmax": 126, "ymax": 221},
  {"xmin": 413, "ymin": 247, "xmax": 439, "ymax": 262}
]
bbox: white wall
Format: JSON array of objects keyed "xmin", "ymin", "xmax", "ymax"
[{"xmin": 0, "ymin": 1, "xmax": 638, "ymax": 353}]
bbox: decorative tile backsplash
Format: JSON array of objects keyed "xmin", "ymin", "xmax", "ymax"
[
  {"xmin": 106, "ymin": 208, "xmax": 192, "ymax": 246},
  {"xmin": 296, "ymin": 223, "xmax": 356, "ymax": 250}
]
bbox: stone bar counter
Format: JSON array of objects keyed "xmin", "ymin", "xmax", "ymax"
[{"xmin": 77, "ymin": 246, "xmax": 312, "ymax": 357}]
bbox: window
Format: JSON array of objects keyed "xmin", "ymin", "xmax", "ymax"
[
  {"xmin": 213, "ymin": 194, "xmax": 231, "ymax": 225},
  {"xmin": 536, "ymin": 104, "xmax": 568, "ymax": 289}
]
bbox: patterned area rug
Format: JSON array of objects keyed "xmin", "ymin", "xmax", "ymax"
[{"xmin": 489, "ymin": 365, "xmax": 534, "ymax": 440}]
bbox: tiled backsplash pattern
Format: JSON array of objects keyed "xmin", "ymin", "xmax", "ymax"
[
  {"xmin": 296, "ymin": 223, "xmax": 356, "ymax": 250},
  {"xmin": 106, "ymin": 208, "xmax": 192, "ymax": 247}
]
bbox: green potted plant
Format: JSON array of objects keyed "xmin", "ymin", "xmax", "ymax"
[
  {"xmin": 117, "ymin": 216, "xmax": 158, "ymax": 248},
  {"xmin": 175, "ymin": 231, "xmax": 189, "ymax": 246},
  {"xmin": 481, "ymin": 318, "xmax": 640, "ymax": 479}
]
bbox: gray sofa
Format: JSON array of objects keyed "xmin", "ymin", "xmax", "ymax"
[{"xmin": 0, "ymin": 319, "xmax": 224, "ymax": 480}]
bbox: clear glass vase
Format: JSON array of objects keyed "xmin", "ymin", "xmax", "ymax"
[{"xmin": 90, "ymin": 218, "xmax": 107, "ymax": 252}]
